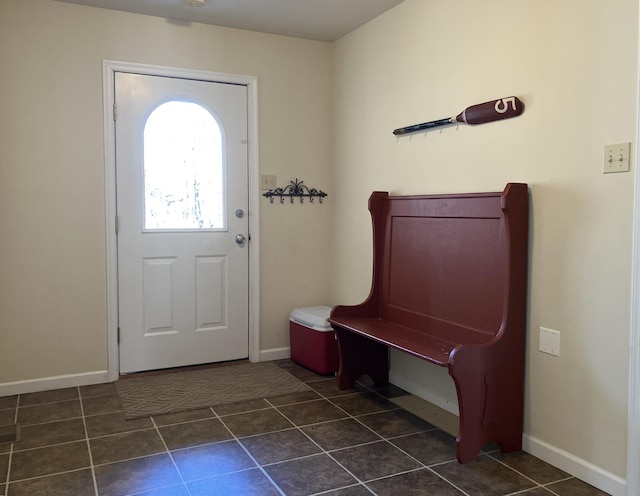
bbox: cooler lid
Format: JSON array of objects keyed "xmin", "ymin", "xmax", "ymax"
[{"xmin": 290, "ymin": 305, "xmax": 332, "ymax": 331}]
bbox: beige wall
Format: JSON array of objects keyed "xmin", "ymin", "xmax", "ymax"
[
  {"xmin": 1, "ymin": 0, "xmax": 637, "ymax": 486},
  {"xmin": 0, "ymin": 0, "xmax": 334, "ymax": 381},
  {"xmin": 332, "ymin": 0, "xmax": 637, "ymax": 481}
]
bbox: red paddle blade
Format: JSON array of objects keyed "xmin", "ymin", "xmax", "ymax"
[{"xmin": 455, "ymin": 96, "xmax": 524, "ymax": 125}]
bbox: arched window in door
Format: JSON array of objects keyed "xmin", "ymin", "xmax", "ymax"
[{"xmin": 143, "ymin": 100, "xmax": 224, "ymax": 230}]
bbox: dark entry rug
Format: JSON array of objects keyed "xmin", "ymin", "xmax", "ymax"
[{"xmin": 115, "ymin": 361, "xmax": 310, "ymax": 419}]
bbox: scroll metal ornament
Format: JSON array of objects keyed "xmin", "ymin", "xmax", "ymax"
[{"xmin": 263, "ymin": 178, "xmax": 327, "ymax": 204}]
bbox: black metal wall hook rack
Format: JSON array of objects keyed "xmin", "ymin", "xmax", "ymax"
[{"xmin": 262, "ymin": 178, "xmax": 327, "ymax": 204}]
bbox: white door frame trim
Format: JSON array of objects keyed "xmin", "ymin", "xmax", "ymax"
[
  {"xmin": 627, "ymin": 21, "xmax": 640, "ymax": 494},
  {"xmin": 629, "ymin": 217, "xmax": 640, "ymax": 496},
  {"xmin": 102, "ymin": 60, "xmax": 261, "ymax": 381}
]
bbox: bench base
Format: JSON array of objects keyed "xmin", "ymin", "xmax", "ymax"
[
  {"xmin": 332, "ymin": 324, "xmax": 524, "ymax": 464},
  {"xmin": 333, "ymin": 326, "xmax": 390, "ymax": 389}
]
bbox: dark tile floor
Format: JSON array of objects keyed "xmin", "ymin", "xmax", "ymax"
[{"xmin": 0, "ymin": 360, "xmax": 610, "ymax": 496}]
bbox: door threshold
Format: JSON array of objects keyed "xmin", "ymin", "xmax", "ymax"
[{"xmin": 118, "ymin": 358, "xmax": 250, "ymax": 380}]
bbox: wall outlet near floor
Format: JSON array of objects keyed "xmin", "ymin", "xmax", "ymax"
[
  {"xmin": 261, "ymin": 175, "xmax": 276, "ymax": 190},
  {"xmin": 539, "ymin": 327, "xmax": 560, "ymax": 357}
]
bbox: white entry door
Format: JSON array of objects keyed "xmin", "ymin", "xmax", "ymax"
[{"xmin": 115, "ymin": 72, "xmax": 249, "ymax": 374}]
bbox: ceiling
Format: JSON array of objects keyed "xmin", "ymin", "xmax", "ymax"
[{"xmin": 53, "ymin": 0, "xmax": 406, "ymax": 42}]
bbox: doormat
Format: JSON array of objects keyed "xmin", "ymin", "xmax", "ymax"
[{"xmin": 115, "ymin": 361, "xmax": 311, "ymax": 419}]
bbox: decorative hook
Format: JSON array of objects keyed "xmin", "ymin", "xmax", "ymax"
[{"xmin": 262, "ymin": 178, "xmax": 327, "ymax": 204}]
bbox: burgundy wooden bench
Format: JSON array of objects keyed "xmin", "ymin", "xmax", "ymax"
[{"xmin": 328, "ymin": 183, "xmax": 529, "ymax": 463}]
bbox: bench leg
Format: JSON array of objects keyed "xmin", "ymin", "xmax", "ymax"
[
  {"xmin": 486, "ymin": 370, "xmax": 524, "ymax": 455},
  {"xmin": 451, "ymin": 365, "xmax": 524, "ymax": 463},
  {"xmin": 334, "ymin": 329, "xmax": 389, "ymax": 390},
  {"xmin": 450, "ymin": 370, "xmax": 487, "ymax": 463}
]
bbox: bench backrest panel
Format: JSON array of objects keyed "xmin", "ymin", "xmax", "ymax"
[{"xmin": 377, "ymin": 193, "xmax": 507, "ymax": 341}]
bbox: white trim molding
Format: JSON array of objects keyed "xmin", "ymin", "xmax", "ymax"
[
  {"xmin": 102, "ymin": 60, "xmax": 260, "ymax": 380},
  {"xmin": 524, "ymin": 435, "xmax": 626, "ymax": 496},
  {"xmin": 0, "ymin": 371, "xmax": 109, "ymax": 397},
  {"xmin": 259, "ymin": 347, "xmax": 291, "ymax": 362},
  {"xmin": 627, "ymin": 18, "xmax": 640, "ymax": 495},
  {"xmin": 388, "ymin": 370, "xmax": 459, "ymax": 417},
  {"xmin": 628, "ymin": 289, "xmax": 640, "ymax": 496},
  {"xmin": 390, "ymin": 363, "xmax": 629, "ymax": 495}
]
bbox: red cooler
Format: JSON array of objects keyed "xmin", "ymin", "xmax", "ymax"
[{"xmin": 289, "ymin": 306, "xmax": 339, "ymax": 375}]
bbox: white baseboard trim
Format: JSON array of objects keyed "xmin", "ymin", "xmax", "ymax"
[
  {"xmin": 523, "ymin": 434, "xmax": 626, "ymax": 496},
  {"xmin": 0, "ymin": 371, "xmax": 110, "ymax": 397},
  {"xmin": 389, "ymin": 369, "xmax": 626, "ymax": 496},
  {"xmin": 389, "ymin": 370, "xmax": 460, "ymax": 417},
  {"xmin": 258, "ymin": 347, "xmax": 290, "ymax": 362}
]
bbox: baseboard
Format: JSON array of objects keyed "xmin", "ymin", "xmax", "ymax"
[
  {"xmin": 523, "ymin": 434, "xmax": 626, "ymax": 496},
  {"xmin": 259, "ymin": 347, "xmax": 290, "ymax": 362},
  {"xmin": 389, "ymin": 370, "xmax": 460, "ymax": 417},
  {"xmin": 389, "ymin": 369, "xmax": 626, "ymax": 496},
  {"xmin": 0, "ymin": 371, "xmax": 109, "ymax": 397}
]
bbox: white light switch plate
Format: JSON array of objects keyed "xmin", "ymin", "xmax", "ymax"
[
  {"xmin": 261, "ymin": 175, "xmax": 276, "ymax": 190},
  {"xmin": 603, "ymin": 142, "xmax": 631, "ymax": 173}
]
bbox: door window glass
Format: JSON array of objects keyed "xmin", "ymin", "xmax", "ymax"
[{"xmin": 143, "ymin": 100, "xmax": 224, "ymax": 230}]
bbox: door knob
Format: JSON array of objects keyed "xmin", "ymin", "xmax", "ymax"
[{"xmin": 235, "ymin": 234, "xmax": 246, "ymax": 245}]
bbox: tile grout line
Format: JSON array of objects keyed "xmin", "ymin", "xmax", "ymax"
[
  {"xmin": 503, "ymin": 483, "xmax": 571, "ymax": 496},
  {"xmin": 484, "ymin": 450, "xmax": 556, "ymax": 493},
  {"xmin": 14, "ymin": 415, "xmax": 84, "ymax": 429},
  {"xmin": 264, "ymin": 397, "xmax": 376, "ymax": 496},
  {"xmin": 2, "ymin": 369, "xmax": 583, "ymax": 496},
  {"xmin": 7, "ymin": 369, "xmax": 594, "ymax": 496},
  {"xmin": 15, "ymin": 394, "xmax": 123, "ymax": 430},
  {"xmin": 214, "ymin": 405, "xmax": 273, "ymax": 417},
  {"xmin": 309, "ymin": 482, "xmax": 376, "ymax": 496},
  {"xmin": 349, "ymin": 379, "xmax": 603, "ymax": 496},
  {"xmin": 81, "ymin": 425, "xmax": 155, "ymax": 444},
  {"xmin": 503, "ymin": 489, "xmax": 549, "ymax": 496},
  {"xmin": 14, "ymin": 403, "xmax": 127, "ymax": 430},
  {"xmin": 2, "ymin": 398, "xmax": 18, "ymax": 496},
  {"xmin": 309, "ymin": 482, "xmax": 368, "ymax": 496},
  {"xmin": 484, "ymin": 454, "xmax": 601, "ymax": 495},
  {"xmin": 295, "ymin": 376, "xmax": 468, "ymax": 495},
  {"xmin": 424, "ymin": 465, "xmax": 474, "ymax": 496},
  {"xmin": 209, "ymin": 406, "xmax": 287, "ymax": 496},
  {"xmin": 251, "ymin": 442, "xmax": 378, "ymax": 470},
  {"xmin": 540, "ymin": 476, "xmax": 582, "ymax": 496},
  {"xmin": 342, "ymin": 414, "xmax": 470, "ymax": 496},
  {"xmin": 4, "ymin": 370, "xmax": 557, "ymax": 496},
  {"xmin": 348, "ymin": 424, "xmax": 470, "ymax": 496},
  {"xmin": 6, "ymin": 468, "xmax": 96, "ymax": 486},
  {"xmin": 308, "ymin": 483, "xmax": 374, "ymax": 496},
  {"xmin": 149, "ymin": 416, "xmax": 194, "ymax": 496},
  {"xmin": 315, "ymin": 378, "xmax": 545, "ymax": 496},
  {"xmin": 305, "ymin": 381, "xmax": 473, "ymax": 496},
  {"xmin": 85, "ymin": 420, "xmax": 360, "ymax": 471},
  {"xmin": 12, "ymin": 436, "xmax": 103, "ymax": 454},
  {"xmin": 78, "ymin": 387, "xmax": 100, "ymax": 496},
  {"xmin": 16, "ymin": 397, "xmax": 80, "ymax": 410},
  {"xmin": 349, "ymin": 418, "xmax": 471, "ymax": 496}
]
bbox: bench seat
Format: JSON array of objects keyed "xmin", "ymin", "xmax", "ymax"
[{"xmin": 328, "ymin": 317, "xmax": 494, "ymax": 366}]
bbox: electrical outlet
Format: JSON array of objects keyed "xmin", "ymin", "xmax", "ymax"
[
  {"xmin": 261, "ymin": 175, "xmax": 276, "ymax": 190},
  {"xmin": 539, "ymin": 327, "xmax": 560, "ymax": 357},
  {"xmin": 603, "ymin": 142, "xmax": 631, "ymax": 173}
]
